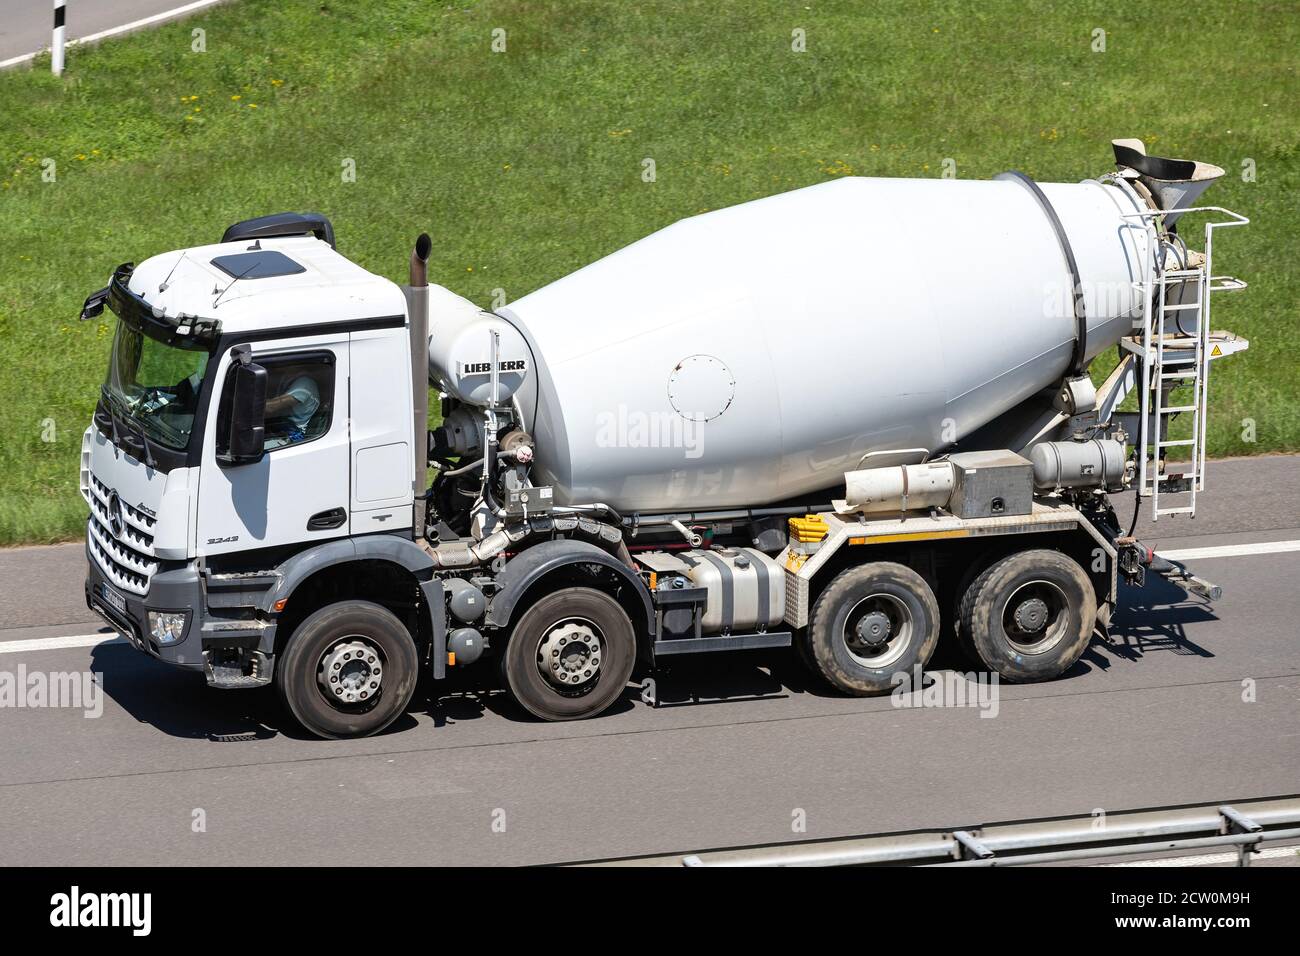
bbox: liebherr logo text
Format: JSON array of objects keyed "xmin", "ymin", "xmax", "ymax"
[
  {"xmin": 50, "ymin": 886, "xmax": 151, "ymax": 936},
  {"xmin": 460, "ymin": 359, "xmax": 527, "ymax": 374}
]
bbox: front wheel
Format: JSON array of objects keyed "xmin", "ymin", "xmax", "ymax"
[
  {"xmin": 275, "ymin": 600, "xmax": 419, "ymax": 739},
  {"xmin": 804, "ymin": 562, "xmax": 940, "ymax": 695},
  {"xmin": 501, "ymin": 587, "xmax": 636, "ymax": 721}
]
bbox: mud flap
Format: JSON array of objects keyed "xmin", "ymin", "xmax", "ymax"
[{"xmin": 420, "ymin": 578, "xmax": 447, "ymax": 679}]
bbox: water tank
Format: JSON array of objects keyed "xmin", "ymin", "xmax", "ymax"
[{"xmin": 477, "ymin": 174, "xmax": 1153, "ymax": 512}]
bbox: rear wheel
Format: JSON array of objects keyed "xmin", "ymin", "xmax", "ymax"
[
  {"xmin": 947, "ymin": 551, "xmax": 997, "ymax": 666},
  {"xmin": 501, "ymin": 587, "xmax": 636, "ymax": 721},
  {"xmin": 805, "ymin": 562, "xmax": 940, "ymax": 695},
  {"xmin": 275, "ymin": 600, "xmax": 419, "ymax": 739},
  {"xmin": 958, "ymin": 549, "xmax": 1095, "ymax": 683}
]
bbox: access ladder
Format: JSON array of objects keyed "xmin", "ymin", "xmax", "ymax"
[{"xmin": 1120, "ymin": 206, "xmax": 1249, "ymax": 520}]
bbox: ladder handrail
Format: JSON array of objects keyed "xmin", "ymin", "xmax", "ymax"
[
  {"xmin": 1135, "ymin": 210, "xmax": 1160, "ymax": 507},
  {"xmin": 1130, "ymin": 206, "xmax": 1247, "ymax": 520},
  {"xmin": 1119, "ymin": 205, "xmax": 1250, "ymax": 227}
]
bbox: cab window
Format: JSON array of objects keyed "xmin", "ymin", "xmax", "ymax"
[{"xmin": 216, "ymin": 350, "xmax": 336, "ymax": 456}]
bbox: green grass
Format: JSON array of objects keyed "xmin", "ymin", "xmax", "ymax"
[{"xmin": 1, "ymin": 0, "xmax": 1296, "ymax": 544}]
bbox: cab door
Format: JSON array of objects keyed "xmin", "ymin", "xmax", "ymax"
[
  {"xmin": 196, "ymin": 333, "xmax": 351, "ymax": 557},
  {"xmin": 349, "ymin": 327, "xmax": 414, "ymax": 534}
]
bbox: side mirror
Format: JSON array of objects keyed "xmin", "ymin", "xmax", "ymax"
[
  {"xmin": 218, "ymin": 350, "xmax": 267, "ymax": 466},
  {"xmin": 80, "ymin": 286, "xmax": 109, "ymax": 321}
]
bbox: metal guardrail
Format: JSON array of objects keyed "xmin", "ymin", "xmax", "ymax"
[{"xmin": 580, "ymin": 796, "xmax": 1300, "ymax": 867}]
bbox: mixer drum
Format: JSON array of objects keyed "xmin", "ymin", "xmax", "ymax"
[{"xmin": 498, "ymin": 174, "xmax": 1153, "ymax": 512}]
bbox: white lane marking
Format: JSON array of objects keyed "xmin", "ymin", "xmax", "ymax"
[
  {"xmin": 1103, "ymin": 844, "xmax": 1300, "ymax": 867},
  {"xmin": 0, "ymin": 0, "xmax": 228, "ymax": 69},
  {"xmin": 0, "ymin": 52, "xmax": 37, "ymax": 69},
  {"xmin": 0, "ymin": 633, "xmax": 124, "ymax": 655},
  {"xmin": 1159, "ymin": 540, "xmax": 1300, "ymax": 562},
  {"xmin": 0, "ymin": 52, "xmax": 38, "ymax": 69}
]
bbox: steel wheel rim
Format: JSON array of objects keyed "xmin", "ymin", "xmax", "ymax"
[
  {"xmin": 316, "ymin": 635, "xmax": 385, "ymax": 711},
  {"xmin": 842, "ymin": 593, "xmax": 913, "ymax": 668},
  {"xmin": 535, "ymin": 616, "xmax": 605, "ymax": 696},
  {"xmin": 1000, "ymin": 580, "xmax": 1070, "ymax": 654}
]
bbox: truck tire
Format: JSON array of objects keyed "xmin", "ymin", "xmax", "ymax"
[
  {"xmin": 501, "ymin": 587, "xmax": 636, "ymax": 721},
  {"xmin": 806, "ymin": 562, "xmax": 940, "ymax": 695},
  {"xmin": 793, "ymin": 616, "xmax": 821, "ymax": 680},
  {"xmin": 275, "ymin": 600, "xmax": 419, "ymax": 739},
  {"xmin": 948, "ymin": 551, "xmax": 998, "ymax": 667},
  {"xmin": 958, "ymin": 549, "xmax": 1095, "ymax": 683}
]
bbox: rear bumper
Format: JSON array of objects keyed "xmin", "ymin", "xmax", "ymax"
[{"xmin": 84, "ymin": 541, "xmax": 206, "ymax": 671}]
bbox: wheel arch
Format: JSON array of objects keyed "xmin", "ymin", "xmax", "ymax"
[
  {"xmin": 263, "ymin": 536, "xmax": 436, "ymax": 654},
  {"xmin": 486, "ymin": 539, "xmax": 655, "ymax": 650}
]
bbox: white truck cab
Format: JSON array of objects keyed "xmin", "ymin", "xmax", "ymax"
[{"xmin": 82, "ymin": 216, "xmax": 433, "ymax": 718}]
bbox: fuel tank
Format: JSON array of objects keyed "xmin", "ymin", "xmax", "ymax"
[{"xmin": 468, "ymin": 174, "xmax": 1155, "ymax": 512}]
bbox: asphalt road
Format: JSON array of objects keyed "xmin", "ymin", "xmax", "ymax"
[
  {"xmin": 0, "ymin": 0, "xmax": 229, "ymax": 65},
  {"xmin": 0, "ymin": 455, "xmax": 1296, "ymax": 866}
]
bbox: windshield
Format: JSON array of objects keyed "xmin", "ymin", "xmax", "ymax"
[{"xmin": 103, "ymin": 313, "xmax": 209, "ymax": 451}]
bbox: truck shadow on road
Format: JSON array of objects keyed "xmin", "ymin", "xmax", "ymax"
[
  {"xmin": 89, "ymin": 642, "xmax": 286, "ymax": 741},
  {"xmin": 1085, "ymin": 576, "xmax": 1218, "ymax": 672},
  {"xmin": 413, "ymin": 655, "xmax": 808, "ymax": 727},
  {"xmin": 89, "ymin": 640, "xmax": 834, "ymax": 740}
]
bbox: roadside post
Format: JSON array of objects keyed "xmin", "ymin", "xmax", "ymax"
[{"xmin": 52, "ymin": 1, "xmax": 67, "ymax": 75}]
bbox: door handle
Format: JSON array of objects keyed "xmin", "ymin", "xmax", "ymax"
[{"xmin": 307, "ymin": 507, "xmax": 346, "ymax": 531}]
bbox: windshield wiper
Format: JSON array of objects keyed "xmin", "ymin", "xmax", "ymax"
[
  {"xmin": 99, "ymin": 385, "xmax": 124, "ymax": 453},
  {"xmin": 133, "ymin": 416, "xmax": 157, "ymax": 470},
  {"xmin": 99, "ymin": 386, "xmax": 156, "ymax": 469}
]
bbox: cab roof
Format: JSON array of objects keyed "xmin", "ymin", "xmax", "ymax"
[{"xmin": 125, "ymin": 235, "xmax": 407, "ymax": 336}]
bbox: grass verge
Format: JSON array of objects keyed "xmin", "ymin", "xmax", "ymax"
[{"xmin": 0, "ymin": 0, "xmax": 1296, "ymax": 544}]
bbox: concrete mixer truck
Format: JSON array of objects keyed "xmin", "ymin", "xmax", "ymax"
[{"xmin": 77, "ymin": 139, "xmax": 1250, "ymax": 738}]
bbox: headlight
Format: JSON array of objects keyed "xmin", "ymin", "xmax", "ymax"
[{"xmin": 147, "ymin": 610, "xmax": 188, "ymax": 645}]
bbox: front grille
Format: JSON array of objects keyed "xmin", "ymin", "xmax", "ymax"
[{"xmin": 86, "ymin": 473, "xmax": 158, "ymax": 596}]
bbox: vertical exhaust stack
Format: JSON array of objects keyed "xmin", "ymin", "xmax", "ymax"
[
  {"xmin": 407, "ymin": 233, "xmax": 433, "ymax": 541},
  {"xmin": 1112, "ymin": 139, "xmax": 1224, "ymax": 228}
]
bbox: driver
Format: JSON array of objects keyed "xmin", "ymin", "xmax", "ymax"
[{"xmin": 263, "ymin": 374, "xmax": 321, "ymax": 448}]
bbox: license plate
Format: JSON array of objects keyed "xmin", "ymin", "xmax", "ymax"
[{"xmin": 100, "ymin": 582, "xmax": 127, "ymax": 615}]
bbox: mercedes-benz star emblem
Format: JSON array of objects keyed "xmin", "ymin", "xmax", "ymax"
[{"xmin": 107, "ymin": 490, "xmax": 125, "ymax": 537}]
